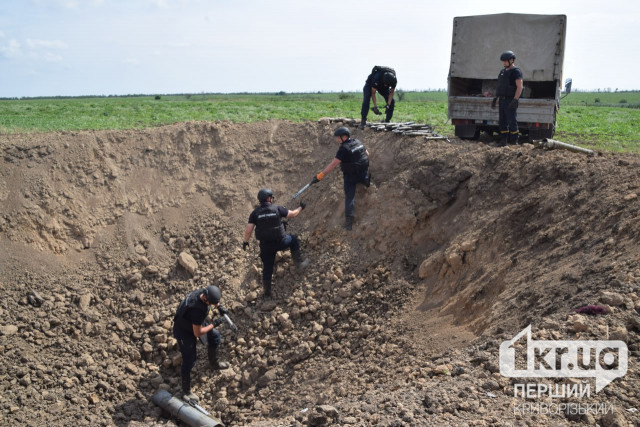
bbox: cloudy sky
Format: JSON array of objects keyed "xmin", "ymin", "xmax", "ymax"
[{"xmin": 1, "ymin": 0, "xmax": 638, "ymax": 97}]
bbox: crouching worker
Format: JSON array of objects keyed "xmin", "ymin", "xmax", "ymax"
[
  {"xmin": 243, "ymin": 188, "xmax": 310, "ymax": 299},
  {"xmin": 172, "ymin": 285, "xmax": 229, "ymax": 402}
]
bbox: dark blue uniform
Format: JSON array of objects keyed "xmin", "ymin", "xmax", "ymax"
[
  {"xmin": 496, "ymin": 66, "xmax": 523, "ymax": 142},
  {"xmin": 173, "ymin": 289, "xmax": 221, "ymax": 381},
  {"xmin": 336, "ymin": 138, "xmax": 370, "ymax": 219},
  {"xmin": 361, "ymin": 66, "xmax": 397, "ymax": 123},
  {"xmin": 249, "ymin": 203, "xmax": 302, "ymax": 287}
]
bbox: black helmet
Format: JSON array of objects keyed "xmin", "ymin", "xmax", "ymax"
[
  {"xmin": 500, "ymin": 51, "xmax": 516, "ymax": 61},
  {"xmin": 382, "ymin": 71, "xmax": 397, "ymax": 87},
  {"xmin": 257, "ymin": 188, "xmax": 273, "ymax": 203},
  {"xmin": 204, "ymin": 285, "xmax": 221, "ymax": 304},
  {"xmin": 334, "ymin": 127, "xmax": 350, "ymax": 138}
]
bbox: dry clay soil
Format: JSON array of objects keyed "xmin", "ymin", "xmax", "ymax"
[{"xmin": 1, "ymin": 120, "xmax": 640, "ymax": 426}]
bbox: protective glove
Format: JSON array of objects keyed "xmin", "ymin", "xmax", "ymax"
[
  {"xmin": 491, "ymin": 97, "xmax": 497, "ymax": 108},
  {"xmin": 242, "ymin": 241, "xmax": 249, "ymax": 251},
  {"xmin": 372, "ymin": 106, "xmax": 382, "ymax": 115},
  {"xmin": 213, "ymin": 318, "xmax": 225, "ymax": 327},
  {"xmin": 311, "ymin": 172, "xmax": 324, "ymax": 184},
  {"xmin": 218, "ymin": 306, "xmax": 229, "ymax": 316},
  {"xmin": 299, "ymin": 201, "xmax": 306, "ymax": 210},
  {"xmin": 509, "ymin": 99, "xmax": 519, "ymax": 109}
]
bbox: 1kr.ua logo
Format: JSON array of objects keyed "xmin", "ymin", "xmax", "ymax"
[{"xmin": 499, "ymin": 325, "xmax": 628, "ymax": 393}]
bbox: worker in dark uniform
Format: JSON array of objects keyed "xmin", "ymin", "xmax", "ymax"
[
  {"xmin": 360, "ymin": 65, "xmax": 397, "ymax": 129},
  {"xmin": 172, "ymin": 285, "xmax": 229, "ymax": 402},
  {"xmin": 311, "ymin": 127, "xmax": 370, "ymax": 231},
  {"xmin": 243, "ymin": 189, "xmax": 309, "ymax": 299},
  {"xmin": 492, "ymin": 51, "xmax": 523, "ymax": 146}
]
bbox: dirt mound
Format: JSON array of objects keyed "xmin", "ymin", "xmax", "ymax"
[{"xmin": 1, "ymin": 121, "xmax": 639, "ymax": 426}]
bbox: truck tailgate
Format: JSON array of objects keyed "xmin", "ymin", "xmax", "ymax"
[{"xmin": 449, "ymin": 97, "xmax": 557, "ymax": 124}]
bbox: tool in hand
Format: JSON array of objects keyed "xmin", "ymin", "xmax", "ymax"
[
  {"xmin": 292, "ymin": 183, "xmax": 311, "ymax": 200},
  {"xmin": 219, "ymin": 306, "xmax": 238, "ymax": 332}
]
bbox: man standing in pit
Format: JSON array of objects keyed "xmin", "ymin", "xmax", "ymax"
[
  {"xmin": 311, "ymin": 127, "xmax": 370, "ymax": 231},
  {"xmin": 172, "ymin": 285, "xmax": 230, "ymax": 403},
  {"xmin": 360, "ymin": 65, "xmax": 397, "ymax": 129},
  {"xmin": 492, "ymin": 50, "xmax": 523, "ymax": 146},
  {"xmin": 243, "ymin": 189, "xmax": 310, "ymax": 299}
]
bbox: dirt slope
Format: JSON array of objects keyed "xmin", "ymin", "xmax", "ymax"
[{"xmin": 1, "ymin": 120, "xmax": 639, "ymax": 426}]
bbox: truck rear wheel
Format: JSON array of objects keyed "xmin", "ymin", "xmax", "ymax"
[
  {"xmin": 528, "ymin": 128, "xmax": 555, "ymax": 141},
  {"xmin": 455, "ymin": 125, "xmax": 480, "ymax": 140},
  {"xmin": 527, "ymin": 111, "xmax": 556, "ymax": 141}
]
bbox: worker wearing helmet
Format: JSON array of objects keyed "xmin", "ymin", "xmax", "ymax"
[
  {"xmin": 243, "ymin": 189, "xmax": 309, "ymax": 299},
  {"xmin": 492, "ymin": 50, "xmax": 523, "ymax": 146},
  {"xmin": 172, "ymin": 285, "xmax": 230, "ymax": 403},
  {"xmin": 311, "ymin": 127, "xmax": 370, "ymax": 230},
  {"xmin": 360, "ymin": 65, "xmax": 397, "ymax": 129}
]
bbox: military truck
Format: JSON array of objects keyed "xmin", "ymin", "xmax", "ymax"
[{"xmin": 447, "ymin": 13, "xmax": 571, "ymax": 140}]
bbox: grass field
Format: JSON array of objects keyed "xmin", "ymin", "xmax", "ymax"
[{"xmin": 1, "ymin": 91, "xmax": 639, "ymax": 153}]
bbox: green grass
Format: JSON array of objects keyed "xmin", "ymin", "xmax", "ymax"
[
  {"xmin": 1, "ymin": 91, "xmax": 639, "ymax": 153},
  {"xmin": 561, "ymin": 91, "xmax": 640, "ymax": 108},
  {"xmin": 0, "ymin": 92, "xmax": 454, "ymax": 135},
  {"xmin": 556, "ymin": 106, "xmax": 640, "ymax": 152}
]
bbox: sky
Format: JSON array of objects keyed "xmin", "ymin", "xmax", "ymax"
[{"xmin": 1, "ymin": 0, "xmax": 639, "ymax": 98}]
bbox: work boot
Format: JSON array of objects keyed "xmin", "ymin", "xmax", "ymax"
[
  {"xmin": 295, "ymin": 258, "xmax": 310, "ymax": 272},
  {"xmin": 291, "ymin": 246, "xmax": 309, "ymax": 272},
  {"xmin": 208, "ymin": 346, "xmax": 229, "ymax": 370},
  {"xmin": 181, "ymin": 375, "xmax": 199, "ymax": 403},
  {"xmin": 344, "ymin": 216, "xmax": 354, "ymax": 231},
  {"xmin": 263, "ymin": 280, "xmax": 272, "ymax": 299},
  {"xmin": 359, "ymin": 119, "xmax": 366, "ymax": 130},
  {"xmin": 509, "ymin": 132, "xmax": 520, "ymax": 145},
  {"xmin": 182, "ymin": 391, "xmax": 199, "ymax": 403},
  {"xmin": 496, "ymin": 133, "xmax": 508, "ymax": 147}
]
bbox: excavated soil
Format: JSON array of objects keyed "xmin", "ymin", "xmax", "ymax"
[{"xmin": 1, "ymin": 120, "xmax": 640, "ymax": 426}]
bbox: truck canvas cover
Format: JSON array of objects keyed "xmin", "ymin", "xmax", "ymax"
[{"xmin": 449, "ymin": 13, "xmax": 566, "ymax": 82}]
